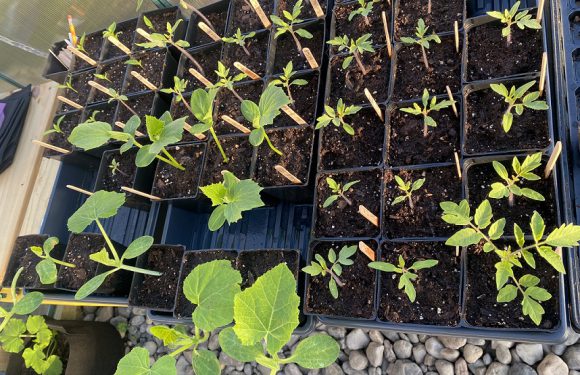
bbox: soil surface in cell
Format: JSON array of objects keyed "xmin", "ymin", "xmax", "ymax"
[
  {"xmin": 215, "ymin": 82, "xmax": 263, "ymax": 135},
  {"xmin": 202, "ymin": 136, "xmax": 253, "ymax": 185},
  {"xmin": 91, "ymin": 58, "xmax": 128, "ymax": 103},
  {"xmin": 84, "ymin": 102, "xmax": 117, "ymax": 124},
  {"xmin": 305, "ymin": 241, "xmax": 376, "ymax": 318},
  {"xmin": 73, "ymin": 33, "xmax": 103, "ymax": 71},
  {"xmin": 394, "ymin": 0, "xmax": 463, "ymax": 39},
  {"xmin": 237, "ymin": 250, "xmax": 298, "ymax": 289},
  {"xmin": 152, "ymin": 144, "xmax": 205, "ymax": 199},
  {"xmin": 98, "ymin": 149, "xmax": 138, "ymax": 192},
  {"xmin": 124, "ymin": 50, "xmax": 167, "ymax": 94},
  {"xmin": 334, "ymin": 1, "xmax": 390, "ymax": 47},
  {"xmin": 115, "ymin": 92, "xmax": 155, "ymax": 126},
  {"xmin": 273, "ymin": 23, "xmax": 324, "ymax": 73},
  {"xmin": 60, "ymin": 70, "xmax": 95, "ymax": 112},
  {"xmin": 57, "ymin": 234, "xmax": 104, "ymax": 291},
  {"xmin": 222, "ymin": 31, "xmax": 269, "ymax": 76},
  {"xmin": 180, "ymin": 46, "xmax": 221, "ymax": 91},
  {"xmin": 103, "ymin": 20, "xmax": 137, "ymax": 60},
  {"xmin": 3, "ymin": 235, "xmax": 48, "ymax": 288},
  {"xmin": 228, "ymin": 0, "xmax": 274, "ymax": 35},
  {"xmin": 275, "ymin": 72, "xmax": 319, "ymax": 127},
  {"xmin": 378, "ymin": 242, "xmax": 460, "ymax": 325},
  {"xmin": 45, "ymin": 111, "xmax": 81, "ymax": 156},
  {"xmin": 193, "ymin": 8, "xmax": 228, "ymax": 45}
]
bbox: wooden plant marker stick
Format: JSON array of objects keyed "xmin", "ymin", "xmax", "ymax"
[
  {"xmin": 121, "ymin": 186, "xmax": 161, "ymax": 201},
  {"xmin": 32, "ymin": 140, "xmax": 70, "ymax": 154},
  {"xmin": 198, "ymin": 22, "xmax": 221, "ymax": 42},
  {"xmin": 381, "ymin": 11, "xmax": 392, "ymax": 57},
  {"xmin": 358, "ymin": 241, "xmax": 375, "ymax": 261},
  {"xmin": 67, "ymin": 45, "xmax": 97, "ymax": 66},
  {"xmin": 364, "ymin": 88, "xmax": 383, "ymax": 120},
  {"xmin": 544, "ymin": 141, "xmax": 562, "ymax": 178},
  {"xmin": 274, "ymin": 165, "xmax": 302, "ymax": 184},
  {"xmin": 115, "ymin": 121, "xmax": 146, "ymax": 138},
  {"xmin": 136, "ymin": 28, "xmax": 152, "ymax": 41},
  {"xmin": 57, "ymin": 95, "xmax": 83, "ymax": 109},
  {"xmin": 358, "ymin": 205, "xmax": 379, "ymax": 227},
  {"xmin": 302, "ymin": 48, "xmax": 319, "ymax": 69},
  {"xmin": 536, "ymin": 0, "xmax": 545, "ymax": 23},
  {"xmin": 88, "ymin": 80, "xmax": 110, "ymax": 95},
  {"xmin": 454, "ymin": 152, "xmax": 462, "ymax": 179},
  {"xmin": 281, "ymin": 105, "xmax": 308, "ymax": 126},
  {"xmin": 107, "ymin": 36, "xmax": 131, "ymax": 55},
  {"xmin": 249, "ymin": 0, "xmax": 271, "ymax": 29},
  {"xmin": 182, "ymin": 122, "xmax": 207, "ymax": 140},
  {"xmin": 130, "ymin": 71, "xmax": 158, "ymax": 91},
  {"xmin": 455, "ymin": 246, "xmax": 460, "ymax": 257},
  {"xmin": 233, "ymin": 62, "xmax": 261, "ymax": 80},
  {"xmin": 310, "ymin": 0, "xmax": 325, "ymax": 18},
  {"xmin": 454, "ymin": 21, "xmax": 460, "ymax": 53},
  {"xmin": 446, "ymin": 85, "xmax": 458, "ymax": 117},
  {"xmin": 539, "ymin": 52, "xmax": 548, "ymax": 97},
  {"xmin": 222, "ymin": 115, "xmax": 251, "ymax": 134},
  {"xmin": 66, "ymin": 185, "xmax": 93, "ymax": 196},
  {"xmin": 188, "ymin": 68, "xmax": 212, "ymax": 88}
]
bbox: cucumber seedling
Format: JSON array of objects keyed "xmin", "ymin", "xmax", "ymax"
[
  {"xmin": 490, "ymin": 80, "xmax": 548, "ymax": 133},
  {"xmin": 269, "ymin": 61, "xmax": 308, "ymax": 103},
  {"xmin": 316, "ymin": 99, "xmax": 362, "ymax": 135},
  {"xmin": 270, "ymin": 0, "xmax": 313, "ymax": 52},
  {"xmin": 489, "ymin": 152, "xmax": 545, "ymax": 207},
  {"xmin": 369, "ymin": 256, "xmax": 438, "ymax": 302},
  {"xmin": 327, "ymin": 34, "xmax": 375, "ymax": 75},
  {"xmin": 348, "ymin": 0, "xmax": 379, "ymax": 26},
  {"xmin": 391, "ymin": 175, "xmax": 425, "ymax": 210},
  {"xmin": 323, "ymin": 177, "xmax": 359, "ymax": 208},
  {"xmin": 487, "ymin": 1, "xmax": 541, "ymax": 46},
  {"xmin": 400, "ymin": 89, "xmax": 454, "ymax": 137},
  {"xmin": 222, "ymin": 28, "xmax": 256, "ymax": 56},
  {"xmin": 400, "ymin": 18, "xmax": 441, "ymax": 70},
  {"xmin": 28, "ymin": 237, "xmax": 76, "ymax": 285},
  {"xmin": 302, "ymin": 245, "xmax": 357, "ymax": 299},
  {"xmin": 44, "ymin": 116, "xmax": 65, "ymax": 136},
  {"xmin": 188, "ymin": 87, "xmax": 229, "ymax": 162}
]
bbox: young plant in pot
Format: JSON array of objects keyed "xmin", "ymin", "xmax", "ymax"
[
  {"xmin": 399, "ymin": 88, "xmax": 454, "ymax": 137},
  {"xmin": 400, "ymin": 18, "xmax": 441, "ymax": 71},
  {"xmin": 26, "ymin": 237, "xmax": 76, "ymax": 286},
  {"xmin": 212, "ymin": 61, "xmax": 248, "ymax": 102},
  {"xmin": 271, "ymin": 0, "xmax": 313, "ymax": 52},
  {"xmin": 486, "ymin": 1, "xmax": 541, "ymax": 47},
  {"xmin": 328, "ymin": 33, "xmax": 375, "ymax": 75},
  {"xmin": 269, "ymin": 61, "xmax": 308, "ymax": 103},
  {"xmin": 222, "ymin": 28, "xmax": 256, "ymax": 56},
  {"xmin": 302, "ymin": 244, "xmax": 357, "ymax": 298},
  {"xmin": 316, "ymin": 99, "xmax": 361, "ymax": 136},
  {"xmin": 188, "ymin": 87, "xmax": 229, "ymax": 162}
]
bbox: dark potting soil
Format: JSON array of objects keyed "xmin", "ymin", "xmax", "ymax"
[
  {"xmin": 394, "ymin": 0, "xmax": 463, "ymax": 40},
  {"xmin": 192, "ymin": 8, "xmax": 229, "ymax": 46},
  {"xmin": 60, "ymin": 70, "xmax": 95, "ymax": 112},
  {"xmin": 276, "ymin": 0, "xmax": 327, "ymax": 21},
  {"xmin": 383, "ymin": 166, "xmax": 462, "ymax": 238},
  {"xmin": 103, "ymin": 20, "xmax": 138, "ymax": 60},
  {"xmin": 115, "ymin": 92, "xmax": 156, "ymax": 126},
  {"xmin": 465, "ymin": 241, "xmax": 560, "ymax": 329},
  {"xmin": 273, "ymin": 23, "xmax": 324, "ymax": 74},
  {"xmin": 44, "ymin": 111, "xmax": 81, "ymax": 157},
  {"xmin": 174, "ymin": 250, "xmax": 237, "ymax": 318},
  {"xmin": 56, "ymin": 234, "xmax": 104, "ymax": 291},
  {"xmin": 152, "ymin": 144, "xmax": 205, "ymax": 199},
  {"xmin": 215, "ymin": 82, "xmax": 263, "ymax": 135},
  {"xmin": 98, "ymin": 149, "xmax": 138, "ymax": 192},
  {"xmin": 254, "ymin": 127, "xmax": 314, "ymax": 187},
  {"xmin": 392, "ymin": 35, "xmax": 462, "ymax": 101},
  {"xmin": 378, "ymin": 242, "xmax": 460, "ymax": 325},
  {"xmin": 314, "ymin": 169, "xmax": 382, "ymax": 238},
  {"xmin": 134, "ymin": 11, "xmax": 178, "ymax": 50},
  {"xmin": 90, "ymin": 58, "xmax": 128, "ymax": 103},
  {"xmin": 334, "ymin": 1, "xmax": 390, "ymax": 47},
  {"xmin": 464, "ymin": 83, "xmax": 550, "ymax": 154},
  {"xmin": 83, "ymin": 102, "xmax": 117, "ymax": 124},
  {"xmin": 228, "ymin": 0, "xmax": 274, "ymax": 35},
  {"xmin": 467, "ymin": 21, "xmax": 543, "ymax": 82},
  {"xmin": 124, "ymin": 50, "xmax": 167, "ymax": 94},
  {"xmin": 129, "ymin": 245, "xmax": 184, "ymax": 310},
  {"xmin": 329, "ymin": 47, "xmax": 389, "ymax": 106},
  {"xmin": 271, "ymin": 72, "xmax": 319, "ymax": 128},
  {"xmin": 222, "ymin": 31, "xmax": 269, "ymax": 76},
  {"xmin": 2, "ymin": 235, "xmax": 48, "ymax": 288},
  {"xmin": 202, "ymin": 136, "xmax": 253, "ymax": 185},
  {"xmin": 170, "ymin": 95, "xmax": 199, "ymax": 143},
  {"xmin": 237, "ymin": 250, "xmax": 299, "ymax": 289},
  {"xmin": 320, "ymin": 106, "xmax": 385, "ymax": 170},
  {"xmin": 386, "ymin": 101, "xmax": 460, "ymax": 167},
  {"xmin": 72, "ymin": 32, "xmax": 103, "ymax": 71},
  {"xmin": 466, "ymin": 161, "xmax": 557, "ymax": 234},
  {"xmin": 180, "ymin": 46, "xmax": 221, "ymax": 91},
  {"xmin": 305, "ymin": 241, "xmax": 376, "ymax": 318}
]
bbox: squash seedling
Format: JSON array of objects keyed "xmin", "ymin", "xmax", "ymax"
[
  {"xmin": 316, "ymin": 99, "xmax": 362, "ymax": 136},
  {"xmin": 400, "ymin": 89, "xmax": 454, "ymax": 137},
  {"xmin": 270, "ymin": 0, "xmax": 313, "ymax": 52},
  {"xmin": 57, "ymin": 76, "xmax": 77, "ymax": 94},
  {"xmin": 348, "ymin": 0, "xmax": 379, "ymax": 26},
  {"xmin": 241, "ymin": 85, "xmax": 292, "ymax": 156},
  {"xmin": 75, "ymin": 32, "xmax": 88, "ymax": 54},
  {"xmin": 489, "ymin": 152, "xmax": 545, "ymax": 206},
  {"xmin": 369, "ymin": 256, "xmax": 438, "ymax": 302},
  {"xmin": 94, "ymin": 72, "xmax": 111, "ymax": 83},
  {"xmin": 200, "ymin": 171, "xmax": 264, "ymax": 231},
  {"xmin": 327, "ymin": 34, "xmax": 375, "ymax": 75},
  {"xmin": 212, "ymin": 61, "xmax": 247, "ymax": 102},
  {"xmin": 391, "ymin": 175, "xmax": 425, "ymax": 210},
  {"xmin": 43, "ymin": 116, "xmax": 64, "ymax": 136},
  {"xmin": 67, "ymin": 190, "xmax": 161, "ymax": 300},
  {"xmin": 302, "ymin": 245, "xmax": 357, "ymax": 299},
  {"xmin": 103, "ymin": 22, "xmax": 131, "ymax": 55},
  {"xmin": 109, "ymin": 158, "xmax": 129, "ymax": 177},
  {"xmin": 188, "ymin": 87, "xmax": 229, "ymax": 162},
  {"xmin": 268, "ymin": 61, "xmax": 308, "ymax": 103},
  {"xmin": 487, "ymin": 1, "xmax": 541, "ymax": 46},
  {"xmin": 489, "ymin": 80, "xmax": 548, "ymax": 133},
  {"xmin": 400, "ymin": 19, "xmax": 441, "ymax": 70},
  {"xmin": 323, "ymin": 177, "xmax": 359, "ymax": 208},
  {"xmin": 222, "ymin": 28, "xmax": 256, "ymax": 56},
  {"xmin": 27, "ymin": 237, "xmax": 76, "ymax": 285},
  {"xmin": 442, "ymin": 199, "xmax": 580, "ymax": 325}
]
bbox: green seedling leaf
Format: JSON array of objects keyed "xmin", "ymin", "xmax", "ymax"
[
  {"xmin": 67, "ymin": 190, "xmax": 125, "ymax": 233},
  {"xmin": 36, "ymin": 259, "xmax": 57, "ymax": 284},
  {"xmin": 219, "ymin": 327, "xmax": 263, "ymax": 362},
  {"xmin": 12, "ymin": 292, "xmax": 43, "ymax": 315},
  {"xmin": 285, "ymin": 334, "xmax": 340, "ymax": 369},
  {"xmin": 191, "ymin": 349, "xmax": 220, "ymax": 375},
  {"xmin": 74, "ymin": 272, "xmax": 110, "ymax": 300},
  {"xmin": 68, "ymin": 121, "xmax": 113, "ymax": 150},
  {"xmin": 122, "ymin": 236, "xmax": 154, "ymax": 260},
  {"xmin": 114, "ymin": 348, "xmax": 176, "ymax": 375},
  {"xmin": 0, "ymin": 319, "xmax": 26, "ymax": 352}
]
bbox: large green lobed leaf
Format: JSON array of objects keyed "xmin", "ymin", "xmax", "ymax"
[{"xmin": 67, "ymin": 191, "xmax": 125, "ymax": 233}]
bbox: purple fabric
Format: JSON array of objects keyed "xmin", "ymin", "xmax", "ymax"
[{"xmin": 0, "ymin": 103, "xmax": 6, "ymax": 130}]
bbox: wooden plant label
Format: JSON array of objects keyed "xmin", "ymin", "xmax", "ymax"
[
  {"xmin": 310, "ymin": 0, "xmax": 325, "ymax": 18},
  {"xmin": 274, "ymin": 165, "xmax": 302, "ymax": 184},
  {"xmin": 131, "ymin": 71, "xmax": 158, "ymax": 91},
  {"xmin": 454, "ymin": 21, "xmax": 460, "ymax": 53},
  {"xmin": 188, "ymin": 67, "xmax": 212, "ymax": 88},
  {"xmin": 198, "ymin": 22, "xmax": 221, "ymax": 42},
  {"xmin": 358, "ymin": 205, "xmax": 379, "ymax": 227},
  {"xmin": 454, "ymin": 152, "xmax": 462, "ymax": 179},
  {"xmin": 88, "ymin": 80, "xmax": 110, "ymax": 95},
  {"xmin": 107, "ymin": 36, "xmax": 131, "ymax": 55},
  {"xmin": 544, "ymin": 141, "xmax": 562, "ymax": 178},
  {"xmin": 381, "ymin": 11, "xmax": 392, "ymax": 57},
  {"xmin": 446, "ymin": 85, "xmax": 458, "ymax": 117},
  {"xmin": 67, "ymin": 45, "xmax": 97, "ymax": 66},
  {"xmin": 222, "ymin": 115, "xmax": 251, "ymax": 134},
  {"xmin": 121, "ymin": 186, "xmax": 161, "ymax": 201},
  {"xmin": 57, "ymin": 95, "xmax": 83, "ymax": 109},
  {"xmin": 455, "ymin": 246, "xmax": 460, "ymax": 257},
  {"xmin": 233, "ymin": 62, "xmax": 261, "ymax": 80},
  {"xmin": 302, "ymin": 48, "xmax": 319, "ymax": 69},
  {"xmin": 281, "ymin": 105, "xmax": 308, "ymax": 126},
  {"xmin": 358, "ymin": 241, "xmax": 375, "ymax": 261},
  {"xmin": 136, "ymin": 28, "xmax": 153, "ymax": 42},
  {"xmin": 249, "ymin": 0, "xmax": 271, "ymax": 29},
  {"xmin": 539, "ymin": 52, "xmax": 548, "ymax": 97},
  {"xmin": 66, "ymin": 184, "xmax": 93, "ymax": 196},
  {"xmin": 364, "ymin": 88, "xmax": 383, "ymax": 120},
  {"xmin": 32, "ymin": 140, "xmax": 70, "ymax": 154},
  {"xmin": 536, "ymin": 0, "xmax": 545, "ymax": 23},
  {"xmin": 182, "ymin": 122, "xmax": 206, "ymax": 140}
]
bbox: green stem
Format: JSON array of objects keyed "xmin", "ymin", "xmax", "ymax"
[
  {"xmin": 95, "ymin": 219, "xmax": 120, "ymax": 263},
  {"xmin": 120, "ymin": 264, "xmax": 162, "ymax": 276},
  {"xmin": 263, "ymin": 131, "xmax": 283, "ymax": 156},
  {"xmin": 50, "ymin": 258, "xmax": 76, "ymax": 268},
  {"xmin": 0, "ymin": 313, "xmax": 14, "ymax": 333},
  {"xmin": 132, "ymin": 140, "xmax": 182, "ymax": 169},
  {"xmin": 161, "ymin": 148, "xmax": 185, "ymax": 171},
  {"xmin": 209, "ymin": 127, "xmax": 229, "ymax": 163}
]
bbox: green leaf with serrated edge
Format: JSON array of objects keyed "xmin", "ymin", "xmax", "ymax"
[
  {"xmin": 285, "ymin": 334, "xmax": 340, "ymax": 369},
  {"xmin": 368, "ymin": 262, "xmax": 399, "ymax": 273},
  {"xmin": 488, "ymin": 218, "xmax": 506, "ymax": 240},
  {"xmin": 122, "ymin": 236, "xmax": 154, "ymax": 260},
  {"xmin": 67, "ymin": 191, "xmax": 125, "ymax": 233},
  {"xmin": 497, "ymin": 284, "xmax": 517, "ymax": 302},
  {"xmin": 219, "ymin": 327, "xmax": 262, "ymax": 363},
  {"xmin": 333, "ymin": 263, "xmax": 343, "ymax": 276},
  {"xmin": 190, "ymin": 88, "xmax": 217, "ymax": 125},
  {"xmin": 184, "ymin": 260, "xmax": 241, "ymax": 331},
  {"xmin": 514, "ymin": 223, "xmax": 525, "ymax": 247},
  {"xmin": 328, "ymin": 277, "xmax": 338, "ymax": 299},
  {"xmin": 22, "ymin": 347, "xmax": 46, "ymax": 373},
  {"xmin": 191, "ymin": 349, "xmax": 220, "ymax": 375},
  {"xmin": 233, "ymin": 263, "xmax": 300, "ymax": 354},
  {"xmin": 495, "ymin": 261, "xmax": 513, "ymax": 290},
  {"xmin": 36, "ymin": 258, "xmax": 57, "ymax": 284},
  {"xmin": 492, "ymin": 161, "xmax": 509, "ymax": 180},
  {"xmin": 114, "ymin": 348, "xmax": 176, "ymax": 375},
  {"xmin": 545, "ymin": 223, "xmax": 580, "ymax": 246},
  {"xmin": 519, "ymin": 275, "xmax": 540, "ymax": 288},
  {"xmin": 400, "ymin": 274, "xmax": 416, "ymax": 302},
  {"xmin": 328, "ymin": 249, "xmax": 336, "ymax": 263},
  {"xmin": 26, "ymin": 315, "xmax": 45, "ymax": 334},
  {"xmin": 474, "ymin": 200, "xmax": 493, "ymax": 229},
  {"xmin": 44, "ymin": 355, "xmax": 63, "ymax": 375},
  {"xmin": 68, "ymin": 121, "xmax": 112, "ymax": 150},
  {"xmin": 339, "ymin": 245, "xmax": 357, "ymax": 260},
  {"xmin": 35, "ymin": 328, "xmax": 53, "ymax": 349},
  {"xmin": 200, "ymin": 183, "xmax": 227, "ymax": 206},
  {"xmin": 522, "ymin": 296, "xmax": 544, "ymax": 325},
  {"xmin": 446, "ymin": 228, "xmax": 484, "ymax": 246},
  {"xmin": 30, "ymin": 246, "xmax": 43, "ymax": 257},
  {"xmin": 0, "ymin": 319, "xmax": 26, "ymax": 352},
  {"xmin": 409, "ymin": 259, "xmax": 438, "ymax": 270},
  {"xmin": 90, "ymin": 248, "xmax": 116, "ymax": 267},
  {"xmin": 530, "ymin": 211, "xmax": 545, "ymax": 242},
  {"xmin": 12, "ymin": 291, "xmax": 43, "ymax": 315},
  {"xmin": 150, "ymin": 326, "xmax": 185, "ymax": 346},
  {"xmin": 521, "ymin": 248, "xmax": 536, "ymax": 269},
  {"xmin": 258, "ymin": 86, "xmax": 291, "ymax": 127},
  {"xmin": 483, "ymin": 242, "xmax": 495, "ymax": 253},
  {"xmin": 75, "ymin": 272, "xmax": 110, "ymax": 300},
  {"xmin": 526, "ymin": 286, "xmax": 551, "ymax": 301},
  {"xmin": 536, "ymin": 246, "xmax": 565, "ymax": 273},
  {"xmin": 342, "ymin": 180, "xmax": 359, "ymax": 192}
]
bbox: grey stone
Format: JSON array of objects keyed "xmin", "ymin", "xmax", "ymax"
[
  {"xmin": 483, "ymin": 353, "xmax": 492, "ymax": 365},
  {"xmin": 469, "ymin": 359, "xmax": 485, "ymax": 374},
  {"xmin": 109, "ymin": 316, "xmax": 127, "ymax": 327},
  {"xmin": 208, "ymin": 333, "xmax": 220, "ymax": 351},
  {"xmin": 257, "ymin": 364, "xmax": 271, "ymax": 375},
  {"xmin": 368, "ymin": 368, "xmax": 381, "ymax": 375},
  {"xmin": 464, "ymin": 344, "xmax": 484, "ymax": 363},
  {"xmin": 435, "ymin": 360, "xmax": 454, "ymax": 375},
  {"xmin": 475, "ymin": 368, "xmax": 487, "ymax": 375},
  {"xmin": 322, "ymin": 363, "xmax": 344, "ymax": 375},
  {"xmin": 393, "ymin": 340, "xmax": 412, "ymax": 359},
  {"xmin": 550, "ymin": 344, "xmax": 566, "ymax": 356},
  {"xmin": 440, "ymin": 348, "xmax": 460, "ymax": 362},
  {"xmin": 132, "ymin": 307, "xmax": 147, "ymax": 316},
  {"xmin": 565, "ymin": 332, "xmax": 580, "ymax": 346},
  {"xmin": 508, "ymin": 363, "xmax": 537, "ymax": 375},
  {"xmin": 285, "ymin": 363, "xmax": 303, "ymax": 375},
  {"xmin": 95, "ymin": 306, "xmax": 113, "ymax": 322},
  {"xmin": 455, "ymin": 358, "xmax": 468, "ymax": 375},
  {"xmin": 366, "ymin": 342, "xmax": 384, "ymax": 367},
  {"xmin": 496, "ymin": 344, "xmax": 512, "ymax": 365},
  {"xmin": 175, "ymin": 356, "xmax": 188, "ymax": 374},
  {"xmin": 468, "ymin": 338, "xmax": 487, "ymax": 346},
  {"xmin": 492, "ymin": 341, "xmax": 515, "ymax": 349},
  {"xmin": 130, "ymin": 315, "xmax": 145, "ymax": 326},
  {"xmin": 369, "ymin": 330, "xmax": 384, "ymax": 343},
  {"xmin": 485, "ymin": 362, "xmax": 509, "ymax": 375},
  {"xmin": 537, "ymin": 353, "xmax": 568, "ymax": 375},
  {"xmin": 346, "ymin": 329, "xmax": 370, "ymax": 350},
  {"xmin": 115, "ymin": 307, "xmax": 131, "ymax": 318},
  {"xmin": 564, "ymin": 345, "xmax": 580, "ymax": 370},
  {"xmin": 418, "ymin": 335, "xmax": 428, "ymax": 343},
  {"xmin": 407, "ymin": 334, "xmax": 419, "ymax": 344},
  {"xmin": 342, "ymin": 361, "xmax": 365, "ymax": 375},
  {"xmin": 83, "ymin": 314, "xmax": 94, "ymax": 321},
  {"xmin": 412, "ymin": 344, "xmax": 426, "ymax": 364},
  {"xmin": 424, "ymin": 354, "xmax": 435, "ymax": 367},
  {"xmin": 243, "ymin": 364, "xmax": 252, "ymax": 375},
  {"xmin": 83, "ymin": 306, "xmax": 98, "ymax": 314},
  {"xmin": 384, "ymin": 341, "xmax": 396, "ymax": 363},
  {"xmin": 515, "ymin": 344, "xmax": 544, "ymax": 365},
  {"xmin": 220, "ymin": 352, "xmax": 243, "ymax": 368},
  {"xmin": 425, "ymin": 337, "xmax": 443, "ymax": 359},
  {"xmin": 349, "ymin": 350, "xmax": 368, "ymax": 371},
  {"xmin": 570, "ymin": 371, "xmax": 580, "ymax": 375},
  {"xmin": 511, "ymin": 348, "xmax": 521, "ymax": 363},
  {"xmin": 143, "ymin": 341, "xmax": 157, "ymax": 356},
  {"xmin": 307, "ymin": 370, "xmax": 320, "ymax": 375},
  {"xmin": 382, "ymin": 331, "xmax": 401, "ymax": 343},
  {"xmin": 439, "ymin": 336, "xmax": 467, "ymax": 350},
  {"xmin": 387, "ymin": 360, "xmax": 421, "ymax": 375},
  {"xmin": 327, "ymin": 327, "xmax": 347, "ymax": 340},
  {"xmin": 183, "ymin": 351, "xmax": 192, "ymax": 364}
]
